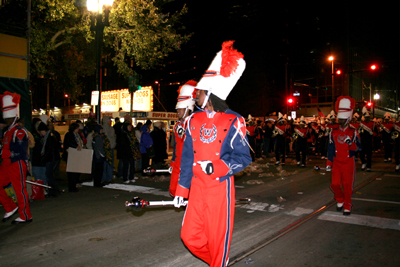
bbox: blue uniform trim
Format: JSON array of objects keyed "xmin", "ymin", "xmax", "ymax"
[{"xmin": 221, "ymin": 177, "xmax": 231, "ymax": 267}]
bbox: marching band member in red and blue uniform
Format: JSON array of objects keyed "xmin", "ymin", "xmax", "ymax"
[
  {"xmin": 328, "ymin": 96, "xmax": 362, "ymax": 216},
  {"xmin": 294, "ymin": 116, "xmax": 310, "ymax": 167},
  {"xmin": 169, "ymin": 80, "xmax": 197, "ymax": 197},
  {"xmin": 380, "ymin": 112, "xmax": 394, "ymax": 162},
  {"xmin": 274, "ymin": 112, "xmax": 289, "ymax": 165},
  {"xmin": 393, "ymin": 119, "xmax": 400, "ymax": 172},
  {"xmin": 173, "ymin": 41, "xmax": 251, "ymax": 267},
  {"xmin": 0, "ymin": 91, "xmax": 32, "ymax": 224},
  {"xmin": 324, "ymin": 110, "xmax": 339, "ymax": 171},
  {"xmin": 359, "ymin": 107, "xmax": 375, "ymax": 171}
]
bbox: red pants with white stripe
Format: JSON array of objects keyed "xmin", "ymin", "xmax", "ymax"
[
  {"xmin": 181, "ymin": 176, "xmax": 235, "ymax": 267},
  {"xmin": 330, "ymin": 159, "xmax": 356, "ymax": 210},
  {"xmin": 0, "ymin": 159, "xmax": 32, "ymax": 220}
]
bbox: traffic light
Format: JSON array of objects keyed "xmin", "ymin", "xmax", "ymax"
[
  {"xmin": 287, "ymin": 97, "xmax": 294, "ymax": 104},
  {"xmin": 335, "ymin": 69, "xmax": 342, "ymax": 75},
  {"xmin": 366, "ymin": 101, "xmax": 373, "ymax": 108},
  {"xmin": 128, "ymin": 73, "xmax": 141, "ymax": 93},
  {"xmin": 370, "ymin": 64, "xmax": 377, "ymax": 70}
]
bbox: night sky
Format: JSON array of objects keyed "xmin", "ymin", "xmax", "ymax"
[{"xmin": 157, "ymin": 2, "xmax": 399, "ymax": 116}]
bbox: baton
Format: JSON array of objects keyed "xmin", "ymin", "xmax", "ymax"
[
  {"xmin": 125, "ymin": 197, "xmax": 251, "ymax": 211},
  {"xmin": 26, "ymin": 180, "xmax": 52, "ymax": 189},
  {"xmin": 143, "ymin": 168, "xmax": 170, "ymax": 174}
]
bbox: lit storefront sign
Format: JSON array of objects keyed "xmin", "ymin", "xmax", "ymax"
[{"xmin": 100, "ymin": 87, "xmax": 153, "ymax": 112}]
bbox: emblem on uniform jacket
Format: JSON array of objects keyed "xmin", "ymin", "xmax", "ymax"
[
  {"xmin": 337, "ymin": 133, "xmax": 347, "ymax": 144},
  {"xmin": 200, "ymin": 124, "xmax": 217, "ymax": 144},
  {"xmin": 176, "ymin": 124, "xmax": 185, "ymax": 138}
]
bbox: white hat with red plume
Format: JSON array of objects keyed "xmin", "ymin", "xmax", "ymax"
[
  {"xmin": 176, "ymin": 80, "xmax": 197, "ymax": 111},
  {"xmin": 0, "ymin": 91, "xmax": 20, "ymax": 119},
  {"xmin": 196, "ymin": 41, "xmax": 246, "ymax": 101}
]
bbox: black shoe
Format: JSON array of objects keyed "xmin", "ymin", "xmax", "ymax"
[
  {"xmin": 343, "ymin": 209, "xmax": 351, "ymax": 216},
  {"xmin": 11, "ymin": 218, "xmax": 33, "ymax": 225},
  {"xmin": 336, "ymin": 203, "xmax": 344, "ymax": 212}
]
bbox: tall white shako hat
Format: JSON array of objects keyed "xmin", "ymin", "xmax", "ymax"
[
  {"xmin": 362, "ymin": 106, "xmax": 370, "ymax": 118},
  {"xmin": 383, "ymin": 112, "xmax": 391, "ymax": 120},
  {"xmin": 299, "ymin": 116, "xmax": 306, "ymax": 125},
  {"xmin": 277, "ymin": 112, "xmax": 286, "ymax": 122},
  {"xmin": 176, "ymin": 80, "xmax": 197, "ymax": 111},
  {"xmin": 196, "ymin": 41, "xmax": 246, "ymax": 108},
  {"xmin": 335, "ymin": 96, "xmax": 355, "ymax": 120},
  {"xmin": 0, "ymin": 91, "xmax": 20, "ymax": 119}
]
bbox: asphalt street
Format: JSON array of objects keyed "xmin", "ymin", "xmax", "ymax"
[{"xmin": 1, "ymin": 151, "xmax": 399, "ymax": 267}]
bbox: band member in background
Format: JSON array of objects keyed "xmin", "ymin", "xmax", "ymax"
[
  {"xmin": 169, "ymin": 80, "xmax": 197, "ymax": 197},
  {"xmin": 325, "ymin": 110, "xmax": 338, "ymax": 171},
  {"xmin": 359, "ymin": 107, "xmax": 375, "ymax": 171},
  {"xmin": 350, "ymin": 112, "xmax": 360, "ymax": 161},
  {"xmin": 0, "ymin": 91, "xmax": 32, "ymax": 224},
  {"xmin": 246, "ymin": 115, "xmax": 256, "ymax": 162},
  {"xmin": 174, "ymin": 41, "xmax": 251, "ymax": 267},
  {"xmin": 393, "ymin": 118, "xmax": 400, "ymax": 172},
  {"xmin": 319, "ymin": 118, "xmax": 328, "ymax": 159},
  {"xmin": 380, "ymin": 112, "xmax": 394, "ymax": 162},
  {"xmin": 328, "ymin": 96, "xmax": 362, "ymax": 216},
  {"xmin": 294, "ymin": 116, "xmax": 310, "ymax": 167},
  {"xmin": 274, "ymin": 112, "xmax": 289, "ymax": 165}
]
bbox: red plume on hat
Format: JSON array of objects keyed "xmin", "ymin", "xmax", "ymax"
[
  {"xmin": 220, "ymin": 41, "xmax": 244, "ymax": 77},
  {"xmin": 0, "ymin": 91, "xmax": 21, "ymax": 110}
]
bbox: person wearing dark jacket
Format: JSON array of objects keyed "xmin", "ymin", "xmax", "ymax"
[
  {"xmin": 32, "ymin": 122, "xmax": 47, "ymax": 186},
  {"xmin": 41, "ymin": 123, "xmax": 61, "ymax": 197},
  {"xmin": 118, "ymin": 123, "xmax": 139, "ymax": 183},
  {"xmin": 150, "ymin": 121, "xmax": 168, "ymax": 169},
  {"xmin": 140, "ymin": 124, "xmax": 153, "ymax": 172},
  {"xmin": 63, "ymin": 123, "xmax": 84, "ymax": 192},
  {"xmin": 91, "ymin": 125, "xmax": 107, "ymax": 187}
]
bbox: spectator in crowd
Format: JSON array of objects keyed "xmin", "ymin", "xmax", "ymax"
[
  {"xmin": 150, "ymin": 121, "xmax": 168, "ymax": 169},
  {"xmin": 113, "ymin": 117, "xmax": 123, "ymax": 178},
  {"xmin": 134, "ymin": 122, "xmax": 143, "ymax": 172},
  {"xmin": 92, "ymin": 125, "xmax": 108, "ymax": 187},
  {"xmin": 119, "ymin": 122, "xmax": 139, "ymax": 183},
  {"xmin": 40, "ymin": 122, "xmax": 61, "ymax": 197},
  {"xmin": 75, "ymin": 120, "xmax": 87, "ymax": 146},
  {"xmin": 101, "ymin": 116, "xmax": 116, "ymax": 183},
  {"xmin": 63, "ymin": 123, "xmax": 84, "ymax": 192},
  {"xmin": 31, "ymin": 122, "xmax": 48, "ymax": 187},
  {"xmin": 47, "ymin": 121, "xmax": 62, "ymax": 181},
  {"xmin": 140, "ymin": 122, "xmax": 153, "ymax": 172}
]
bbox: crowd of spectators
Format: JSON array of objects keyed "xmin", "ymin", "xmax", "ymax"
[{"xmin": 19, "ymin": 115, "xmax": 169, "ymax": 196}]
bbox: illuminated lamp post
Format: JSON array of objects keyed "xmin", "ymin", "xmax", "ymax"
[
  {"xmin": 328, "ymin": 56, "xmax": 335, "ymax": 106},
  {"xmin": 87, "ymin": 0, "xmax": 114, "ymax": 123}
]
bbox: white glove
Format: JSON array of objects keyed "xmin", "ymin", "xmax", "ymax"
[
  {"xmin": 168, "ymin": 166, "xmax": 173, "ymax": 174},
  {"xmin": 173, "ymin": 196, "xmax": 186, "ymax": 208},
  {"xmin": 197, "ymin": 161, "xmax": 214, "ymax": 175},
  {"xmin": 344, "ymin": 136, "xmax": 352, "ymax": 145}
]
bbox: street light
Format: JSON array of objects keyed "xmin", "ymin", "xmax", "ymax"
[
  {"xmin": 87, "ymin": 0, "xmax": 114, "ymax": 123},
  {"xmin": 155, "ymin": 81, "xmax": 160, "ymax": 110},
  {"xmin": 328, "ymin": 56, "xmax": 334, "ymax": 106}
]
